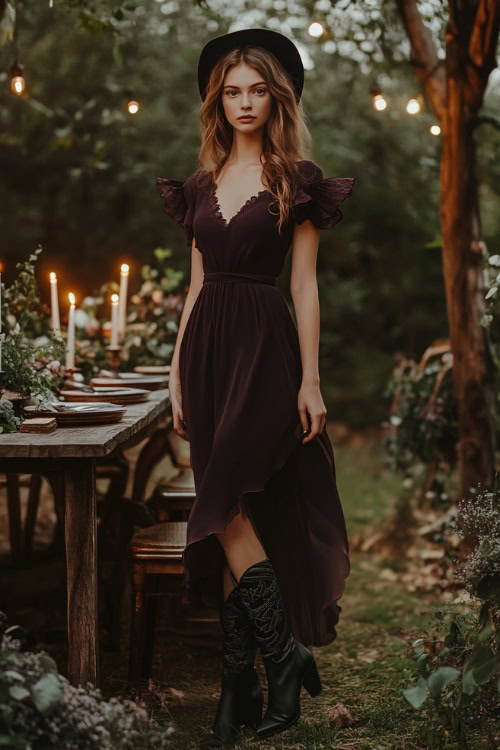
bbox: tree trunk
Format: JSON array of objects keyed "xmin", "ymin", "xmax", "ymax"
[
  {"xmin": 439, "ymin": 18, "xmax": 497, "ymax": 499},
  {"xmin": 397, "ymin": 0, "xmax": 500, "ymax": 499}
]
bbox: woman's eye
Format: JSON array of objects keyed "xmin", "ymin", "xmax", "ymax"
[{"xmin": 226, "ymin": 88, "xmax": 267, "ymax": 96}]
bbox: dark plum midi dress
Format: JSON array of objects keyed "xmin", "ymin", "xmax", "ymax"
[{"xmin": 156, "ymin": 159, "xmax": 354, "ymax": 647}]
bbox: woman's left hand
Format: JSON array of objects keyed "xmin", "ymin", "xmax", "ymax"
[{"xmin": 297, "ymin": 381, "xmax": 327, "ymax": 444}]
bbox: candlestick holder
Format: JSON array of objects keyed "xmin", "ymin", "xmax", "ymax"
[{"xmin": 106, "ymin": 345, "xmax": 122, "ymax": 375}]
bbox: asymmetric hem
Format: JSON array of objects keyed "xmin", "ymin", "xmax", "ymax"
[{"xmin": 156, "ymin": 159, "xmax": 354, "ymax": 646}]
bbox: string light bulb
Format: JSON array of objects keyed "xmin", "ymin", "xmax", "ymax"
[
  {"xmin": 124, "ymin": 89, "xmax": 139, "ymax": 114},
  {"xmin": 370, "ymin": 83, "xmax": 387, "ymax": 111},
  {"xmin": 430, "ymin": 124, "xmax": 441, "ymax": 136},
  {"xmin": 406, "ymin": 97, "xmax": 420, "ymax": 114},
  {"xmin": 308, "ymin": 21, "xmax": 324, "ymax": 38},
  {"xmin": 10, "ymin": 62, "xmax": 25, "ymax": 95}
]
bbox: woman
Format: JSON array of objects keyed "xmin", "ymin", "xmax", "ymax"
[{"xmin": 156, "ymin": 27, "xmax": 354, "ymax": 748}]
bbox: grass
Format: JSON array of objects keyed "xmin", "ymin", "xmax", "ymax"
[
  {"xmin": 1, "ymin": 431, "xmax": 492, "ymax": 749},
  {"xmin": 118, "ymin": 435, "xmax": 472, "ymax": 750}
]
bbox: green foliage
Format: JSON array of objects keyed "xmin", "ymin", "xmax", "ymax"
[
  {"xmin": 0, "ymin": 611, "xmax": 174, "ymax": 749},
  {"xmin": 1, "ymin": 247, "xmax": 66, "ymax": 400},
  {"xmin": 0, "ymin": 400, "xmax": 22, "ymax": 433},
  {"xmin": 402, "ymin": 487, "xmax": 500, "ymax": 746},
  {"xmin": 121, "ymin": 247, "xmax": 185, "ymax": 368},
  {"xmin": 383, "ymin": 350, "xmax": 459, "ymax": 479}
]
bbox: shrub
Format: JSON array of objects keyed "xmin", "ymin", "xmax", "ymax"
[
  {"xmin": 402, "ymin": 485, "xmax": 500, "ymax": 747},
  {"xmin": 0, "ymin": 612, "xmax": 174, "ymax": 750}
]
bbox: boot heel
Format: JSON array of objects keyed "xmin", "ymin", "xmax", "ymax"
[{"xmin": 302, "ymin": 658, "xmax": 322, "ymax": 697}]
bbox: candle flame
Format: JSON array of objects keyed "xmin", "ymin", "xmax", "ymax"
[
  {"xmin": 121, "ymin": 263, "xmax": 129, "ymax": 273},
  {"xmin": 68, "ymin": 292, "xmax": 75, "ymax": 305},
  {"xmin": 111, "ymin": 293, "xmax": 119, "ymax": 303},
  {"xmin": 50, "ymin": 272, "xmax": 57, "ymax": 281}
]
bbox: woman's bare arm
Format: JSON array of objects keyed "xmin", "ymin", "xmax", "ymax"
[
  {"xmin": 170, "ymin": 238, "xmax": 204, "ymax": 438},
  {"xmin": 290, "ymin": 219, "xmax": 327, "ymax": 443}
]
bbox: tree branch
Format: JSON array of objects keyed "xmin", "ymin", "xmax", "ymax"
[
  {"xmin": 396, "ymin": 0, "xmax": 447, "ymax": 120},
  {"xmin": 466, "ymin": 0, "xmax": 500, "ymax": 110}
]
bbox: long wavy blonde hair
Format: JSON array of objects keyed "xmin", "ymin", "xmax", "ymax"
[{"xmin": 197, "ymin": 45, "xmax": 313, "ymax": 233}]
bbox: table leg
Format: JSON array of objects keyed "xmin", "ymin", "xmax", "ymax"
[
  {"xmin": 63, "ymin": 458, "xmax": 99, "ymax": 687},
  {"xmin": 6, "ymin": 474, "xmax": 22, "ymax": 564}
]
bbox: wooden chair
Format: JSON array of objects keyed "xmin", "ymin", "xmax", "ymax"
[
  {"xmin": 148, "ymin": 468, "xmax": 196, "ymax": 522},
  {"xmin": 128, "ymin": 521, "xmax": 187, "ymax": 682}
]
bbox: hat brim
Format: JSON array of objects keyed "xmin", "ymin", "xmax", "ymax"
[{"xmin": 197, "ymin": 28, "xmax": 304, "ymax": 103}]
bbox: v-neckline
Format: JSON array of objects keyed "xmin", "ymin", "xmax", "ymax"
[{"xmin": 206, "ymin": 171, "xmax": 269, "ymax": 230}]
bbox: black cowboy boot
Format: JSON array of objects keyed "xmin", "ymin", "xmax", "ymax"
[
  {"xmin": 199, "ymin": 578, "xmax": 264, "ymax": 748},
  {"xmin": 237, "ymin": 558, "xmax": 322, "ymax": 739}
]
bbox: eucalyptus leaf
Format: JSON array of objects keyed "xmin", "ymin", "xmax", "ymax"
[
  {"xmin": 3, "ymin": 670, "xmax": 24, "ymax": 682},
  {"xmin": 403, "ymin": 680, "xmax": 428, "ymax": 709},
  {"xmin": 8, "ymin": 684, "xmax": 30, "ymax": 701},
  {"xmin": 462, "ymin": 668, "xmax": 477, "ymax": 695},
  {"xmin": 38, "ymin": 653, "xmax": 58, "ymax": 674},
  {"xmin": 427, "ymin": 667, "xmax": 459, "ymax": 701},
  {"xmin": 31, "ymin": 673, "xmax": 62, "ymax": 714}
]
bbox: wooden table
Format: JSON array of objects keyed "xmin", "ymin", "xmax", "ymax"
[{"xmin": 0, "ymin": 389, "xmax": 170, "ymax": 687}]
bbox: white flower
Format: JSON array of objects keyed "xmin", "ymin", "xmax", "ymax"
[{"xmin": 74, "ymin": 309, "xmax": 89, "ymax": 328}]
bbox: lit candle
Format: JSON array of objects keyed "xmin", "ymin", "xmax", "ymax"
[
  {"xmin": 65, "ymin": 292, "xmax": 76, "ymax": 370},
  {"xmin": 110, "ymin": 293, "xmax": 119, "ymax": 347},
  {"xmin": 49, "ymin": 272, "xmax": 60, "ymax": 335},
  {"xmin": 118, "ymin": 263, "xmax": 129, "ymax": 342}
]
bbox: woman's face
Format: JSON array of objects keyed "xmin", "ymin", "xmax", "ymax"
[{"xmin": 221, "ymin": 62, "xmax": 272, "ymax": 133}]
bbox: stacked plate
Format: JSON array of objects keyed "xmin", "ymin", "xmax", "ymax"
[
  {"xmin": 24, "ymin": 402, "xmax": 126, "ymax": 425},
  {"xmin": 60, "ymin": 386, "xmax": 149, "ymax": 405},
  {"xmin": 134, "ymin": 365, "xmax": 170, "ymax": 375},
  {"xmin": 90, "ymin": 373, "xmax": 168, "ymax": 391}
]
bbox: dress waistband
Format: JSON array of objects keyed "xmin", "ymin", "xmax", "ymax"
[{"xmin": 203, "ymin": 271, "xmax": 276, "ymax": 286}]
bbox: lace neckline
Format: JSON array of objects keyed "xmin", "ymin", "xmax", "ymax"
[{"xmin": 206, "ymin": 171, "xmax": 269, "ymax": 230}]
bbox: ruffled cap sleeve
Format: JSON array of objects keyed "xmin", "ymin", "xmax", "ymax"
[
  {"xmin": 293, "ymin": 160, "xmax": 354, "ymax": 229},
  {"xmin": 156, "ymin": 172, "xmax": 196, "ymax": 248}
]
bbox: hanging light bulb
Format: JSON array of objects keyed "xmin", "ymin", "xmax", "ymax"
[
  {"xmin": 10, "ymin": 62, "xmax": 25, "ymax": 95},
  {"xmin": 370, "ymin": 83, "xmax": 387, "ymax": 111},
  {"xmin": 308, "ymin": 21, "xmax": 324, "ymax": 38},
  {"xmin": 124, "ymin": 89, "xmax": 139, "ymax": 114},
  {"xmin": 406, "ymin": 97, "xmax": 420, "ymax": 114}
]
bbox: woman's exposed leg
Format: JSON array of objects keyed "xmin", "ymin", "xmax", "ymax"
[
  {"xmin": 215, "ymin": 500, "xmax": 267, "ymax": 582},
  {"xmin": 222, "ymin": 562, "xmax": 236, "ymax": 601},
  {"xmin": 215, "ymin": 502, "xmax": 322, "ymax": 740}
]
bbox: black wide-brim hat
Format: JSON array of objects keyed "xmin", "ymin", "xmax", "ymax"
[{"xmin": 198, "ymin": 28, "xmax": 304, "ymax": 104}]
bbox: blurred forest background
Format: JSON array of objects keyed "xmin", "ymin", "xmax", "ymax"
[{"xmin": 0, "ymin": 0, "xmax": 499, "ymax": 426}]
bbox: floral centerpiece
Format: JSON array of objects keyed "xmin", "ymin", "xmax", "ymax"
[{"xmin": 1, "ymin": 246, "xmax": 66, "ymax": 409}]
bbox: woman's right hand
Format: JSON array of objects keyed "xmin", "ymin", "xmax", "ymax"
[{"xmin": 169, "ymin": 370, "xmax": 189, "ymax": 441}]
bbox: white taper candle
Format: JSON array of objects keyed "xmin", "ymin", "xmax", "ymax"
[
  {"xmin": 49, "ymin": 272, "xmax": 60, "ymax": 335},
  {"xmin": 65, "ymin": 292, "xmax": 76, "ymax": 370},
  {"xmin": 110, "ymin": 293, "xmax": 119, "ymax": 347},
  {"xmin": 118, "ymin": 263, "xmax": 129, "ymax": 341}
]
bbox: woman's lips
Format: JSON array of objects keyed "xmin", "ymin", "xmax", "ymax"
[{"xmin": 238, "ymin": 116, "xmax": 255, "ymax": 121}]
